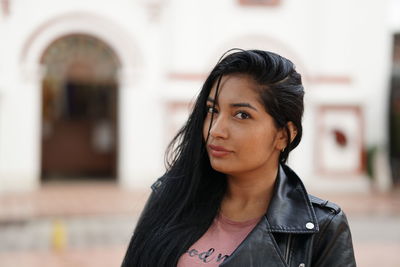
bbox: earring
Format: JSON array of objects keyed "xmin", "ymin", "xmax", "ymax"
[{"xmin": 281, "ymin": 148, "xmax": 285, "ymax": 153}]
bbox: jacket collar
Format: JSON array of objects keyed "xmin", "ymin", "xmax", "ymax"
[{"xmin": 264, "ymin": 164, "xmax": 319, "ymax": 234}]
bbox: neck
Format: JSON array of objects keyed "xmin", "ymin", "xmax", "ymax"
[{"xmin": 221, "ymin": 164, "xmax": 280, "ymax": 221}]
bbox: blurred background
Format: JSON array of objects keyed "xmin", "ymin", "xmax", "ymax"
[{"xmin": 0, "ymin": 0, "xmax": 400, "ymax": 266}]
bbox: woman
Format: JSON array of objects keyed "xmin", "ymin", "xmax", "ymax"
[{"xmin": 122, "ymin": 49, "xmax": 356, "ymax": 266}]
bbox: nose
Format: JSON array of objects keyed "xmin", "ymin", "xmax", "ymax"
[{"xmin": 209, "ymin": 114, "xmax": 229, "ymax": 139}]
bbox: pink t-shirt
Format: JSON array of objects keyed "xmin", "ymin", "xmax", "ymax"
[{"xmin": 177, "ymin": 214, "xmax": 261, "ymax": 267}]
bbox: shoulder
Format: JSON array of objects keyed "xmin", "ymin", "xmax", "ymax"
[
  {"xmin": 308, "ymin": 194, "xmax": 341, "ymax": 215},
  {"xmin": 308, "ymin": 194, "xmax": 346, "ymax": 223},
  {"xmin": 307, "ymin": 195, "xmax": 356, "ymax": 265},
  {"xmin": 308, "ymin": 194, "xmax": 350, "ymax": 235}
]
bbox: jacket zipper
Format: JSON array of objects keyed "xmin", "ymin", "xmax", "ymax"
[{"xmin": 285, "ymin": 234, "xmax": 292, "ymax": 264}]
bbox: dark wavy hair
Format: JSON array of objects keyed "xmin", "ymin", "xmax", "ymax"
[{"xmin": 122, "ymin": 49, "xmax": 304, "ymax": 267}]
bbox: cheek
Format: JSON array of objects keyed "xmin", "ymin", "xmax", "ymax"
[
  {"xmin": 241, "ymin": 129, "xmax": 277, "ymax": 154},
  {"xmin": 203, "ymin": 118, "xmax": 210, "ymax": 142}
]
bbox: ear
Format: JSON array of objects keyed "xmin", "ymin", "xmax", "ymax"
[
  {"xmin": 275, "ymin": 121, "xmax": 298, "ymax": 151},
  {"xmin": 287, "ymin": 121, "xmax": 298, "ymax": 144}
]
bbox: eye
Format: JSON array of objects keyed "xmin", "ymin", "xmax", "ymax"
[
  {"xmin": 234, "ymin": 111, "xmax": 251, "ymax": 120},
  {"xmin": 206, "ymin": 106, "xmax": 218, "ymax": 114}
]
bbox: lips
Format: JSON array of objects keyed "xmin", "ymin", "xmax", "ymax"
[{"xmin": 208, "ymin": 144, "xmax": 232, "ymax": 157}]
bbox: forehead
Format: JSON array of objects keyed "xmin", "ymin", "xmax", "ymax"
[{"xmin": 208, "ymin": 74, "xmax": 262, "ymax": 103}]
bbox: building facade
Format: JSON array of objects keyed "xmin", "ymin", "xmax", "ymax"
[{"xmin": 0, "ymin": 0, "xmax": 397, "ymax": 192}]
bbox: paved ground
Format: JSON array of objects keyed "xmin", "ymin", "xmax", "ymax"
[
  {"xmin": 316, "ymin": 190, "xmax": 400, "ymax": 267},
  {"xmin": 0, "ymin": 182, "xmax": 399, "ymax": 267}
]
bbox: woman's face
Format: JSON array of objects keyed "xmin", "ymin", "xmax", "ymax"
[{"xmin": 203, "ymin": 74, "xmax": 286, "ymax": 176}]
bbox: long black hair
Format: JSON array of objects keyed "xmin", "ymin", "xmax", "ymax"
[{"xmin": 122, "ymin": 49, "xmax": 304, "ymax": 267}]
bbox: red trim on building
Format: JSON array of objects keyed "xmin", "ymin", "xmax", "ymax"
[
  {"xmin": 167, "ymin": 72, "xmax": 207, "ymax": 81},
  {"xmin": 308, "ymin": 75, "xmax": 352, "ymax": 85},
  {"xmin": 238, "ymin": 0, "xmax": 280, "ymax": 7},
  {"xmin": 167, "ymin": 72, "xmax": 352, "ymax": 85},
  {"xmin": 1, "ymin": 0, "xmax": 9, "ymax": 16}
]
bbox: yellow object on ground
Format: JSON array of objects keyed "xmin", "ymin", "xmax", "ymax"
[{"xmin": 52, "ymin": 219, "xmax": 67, "ymax": 251}]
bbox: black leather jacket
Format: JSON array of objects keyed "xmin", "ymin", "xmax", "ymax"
[
  {"xmin": 218, "ymin": 164, "xmax": 356, "ymax": 267},
  {"xmin": 149, "ymin": 164, "xmax": 356, "ymax": 267}
]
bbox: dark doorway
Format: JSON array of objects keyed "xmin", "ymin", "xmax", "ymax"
[
  {"xmin": 40, "ymin": 34, "xmax": 120, "ymax": 181},
  {"xmin": 389, "ymin": 34, "xmax": 400, "ymax": 186}
]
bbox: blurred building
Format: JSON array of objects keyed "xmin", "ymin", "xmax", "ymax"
[{"xmin": 0, "ymin": 0, "xmax": 398, "ymax": 192}]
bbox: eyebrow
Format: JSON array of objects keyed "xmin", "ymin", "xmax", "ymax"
[{"xmin": 207, "ymin": 97, "xmax": 258, "ymax": 111}]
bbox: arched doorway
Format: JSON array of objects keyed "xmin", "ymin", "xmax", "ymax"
[
  {"xmin": 40, "ymin": 34, "xmax": 120, "ymax": 181},
  {"xmin": 390, "ymin": 33, "xmax": 400, "ymax": 186}
]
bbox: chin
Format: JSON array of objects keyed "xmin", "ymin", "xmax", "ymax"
[{"xmin": 209, "ymin": 161, "xmax": 237, "ymax": 175}]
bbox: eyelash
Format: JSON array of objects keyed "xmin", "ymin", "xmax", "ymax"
[
  {"xmin": 207, "ymin": 106, "xmax": 218, "ymax": 114},
  {"xmin": 234, "ymin": 111, "xmax": 251, "ymax": 120},
  {"xmin": 206, "ymin": 105, "xmax": 251, "ymax": 120}
]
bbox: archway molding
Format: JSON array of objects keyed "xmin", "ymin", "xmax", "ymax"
[{"xmin": 20, "ymin": 11, "xmax": 144, "ymax": 85}]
